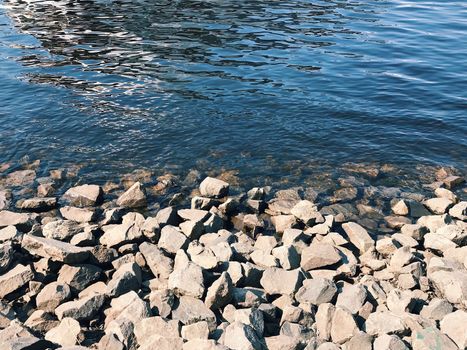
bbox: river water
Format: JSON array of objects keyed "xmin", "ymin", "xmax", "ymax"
[{"xmin": 1, "ymin": 0, "xmax": 466, "ymax": 187}]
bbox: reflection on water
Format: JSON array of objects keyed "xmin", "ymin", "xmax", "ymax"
[{"xmin": 0, "ymin": 0, "xmax": 466, "ymax": 184}]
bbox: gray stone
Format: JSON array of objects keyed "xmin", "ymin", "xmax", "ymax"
[
  {"xmin": 156, "ymin": 206, "xmax": 181, "ymax": 227},
  {"xmin": 341, "ymin": 222, "xmax": 375, "ymax": 253},
  {"xmin": 57, "ymin": 264, "xmax": 102, "ymax": 292},
  {"xmin": 106, "ymin": 262, "xmax": 142, "ymax": 297},
  {"xmin": 420, "ymin": 298, "xmax": 453, "ymax": 321},
  {"xmin": 260, "ymin": 267, "xmax": 304, "ymax": 295},
  {"xmin": 330, "ymin": 307, "xmax": 359, "ymax": 344},
  {"xmin": 116, "ymin": 182, "xmax": 147, "ymax": 208},
  {"xmin": 172, "ymin": 296, "xmax": 216, "ymax": 331},
  {"xmin": 300, "ymin": 243, "xmax": 342, "ymax": 270},
  {"xmin": 271, "ymin": 245, "xmax": 300, "ymax": 270},
  {"xmin": 159, "ymin": 225, "xmax": 189, "ymax": 254},
  {"xmin": 19, "ymin": 197, "xmax": 57, "ymax": 212},
  {"xmin": 22, "ymin": 234, "xmax": 90, "ymax": 263},
  {"xmin": 0, "ymin": 242, "xmax": 14, "ymax": 274},
  {"xmin": 295, "ymin": 278, "xmax": 337, "ymax": 305},
  {"xmin": 373, "ymin": 334, "xmax": 409, "ymax": 350},
  {"xmin": 36, "ymin": 282, "xmax": 72, "ymax": 312},
  {"xmin": 42, "ymin": 219, "xmax": 83, "ymax": 241},
  {"xmin": 336, "ymin": 283, "xmax": 367, "ymax": 314},
  {"xmin": 62, "ymin": 184, "xmax": 103, "ymax": 207},
  {"xmin": 134, "ymin": 316, "xmax": 181, "ymax": 348},
  {"xmin": 412, "ymin": 327, "xmax": 458, "ymax": 350},
  {"xmin": 44, "ymin": 317, "xmax": 82, "ymax": 347},
  {"xmin": 139, "ymin": 242, "xmax": 173, "ymax": 279},
  {"xmin": 181, "ymin": 321, "xmax": 209, "ymax": 340},
  {"xmin": 97, "ymin": 333, "xmax": 125, "ymax": 350},
  {"xmin": 440, "ymin": 310, "xmax": 467, "ymax": 349},
  {"xmin": 0, "ymin": 210, "xmax": 34, "ymax": 232},
  {"xmin": 60, "ymin": 206, "xmax": 96, "ymax": 223},
  {"xmin": 168, "ymin": 251, "xmax": 205, "ymax": 298},
  {"xmin": 290, "ymin": 200, "xmax": 321, "ymax": 226},
  {"xmin": 178, "ymin": 209, "xmax": 210, "ymax": 222},
  {"xmin": 205, "ymin": 272, "xmax": 233, "ymax": 310},
  {"xmin": 365, "ymin": 312, "xmax": 407, "ymax": 336},
  {"xmin": 100, "ymin": 222, "xmax": 143, "ymax": 247},
  {"xmin": 222, "ymin": 322, "xmax": 265, "ymax": 350},
  {"xmin": 0, "ymin": 263, "xmax": 34, "ymax": 298},
  {"xmin": 55, "ymin": 293, "xmax": 105, "ymax": 321}
]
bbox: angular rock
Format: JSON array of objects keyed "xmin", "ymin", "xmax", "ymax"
[
  {"xmin": 449, "ymin": 201, "xmax": 467, "ymax": 220},
  {"xmin": 300, "ymin": 243, "xmax": 341, "ymax": 271},
  {"xmin": 55, "ymin": 293, "xmax": 105, "ymax": 320},
  {"xmin": 0, "ymin": 210, "xmax": 34, "ymax": 232},
  {"xmin": 295, "ymin": 278, "xmax": 337, "ymax": 305},
  {"xmin": 373, "ymin": 334, "xmax": 409, "ymax": 350},
  {"xmin": 199, "ymin": 177, "xmax": 229, "ymax": 198},
  {"xmin": 116, "ymin": 182, "xmax": 147, "ymax": 208},
  {"xmin": 181, "ymin": 321, "xmax": 209, "ymax": 340},
  {"xmin": 45, "ymin": 317, "xmax": 81, "ymax": 347},
  {"xmin": 106, "ymin": 262, "xmax": 142, "ymax": 297},
  {"xmin": 22, "ymin": 235, "xmax": 90, "ymax": 263},
  {"xmin": 0, "ymin": 242, "xmax": 14, "ymax": 274},
  {"xmin": 412, "ymin": 327, "xmax": 458, "ymax": 350},
  {"xmin": 97, "ymin": 333, "xmax": 125, "ymax": 350},
  {"xmin": 290, "ymin": 200, "xmax": 321, "ymax": 226},
  {"xmin": 271, "ymin": 215, "xmax": 296, "ymax": 233},
  {"xmin": 0, "ymin": 263, "xmax": 34, "ymax": 298},
  {"xmin": 271, "ymin": 245, "xmax": 300, "ymax": 270},
  {"xmin": 336, "ymin": 283, "xmax": 367, "ymax": 314},
  {"xmin": 178, "ymin": 209, "xmax": 210, "ymax": 222},
  {"xmin": 159, "ymin": 225, "xmax": 189, "ymax": 254},
  {"xmin": 100, "ymin": 222, "xmax": 143, "ymax": 247},
  {"xmin": 316, "ymin": 303, "xmax": 335, "ymax": 341},
  {"xmin": 424, "ymin": 197, "xmax": 453, "ymax": 214},
  {"xmin": 260, "ymin": 267, "xmax": 304, "ymax": 295},
  {"xmin": 222, "ymin": 322, "xmax": 265, "ymax": 350},
  {"xmin": 341, "ymin": 222, "xmax": 374, "ymax": 253},
  {"xmin": 134, "ymin": 316, "xmax": 181, "ymax": 347},
  {"xmin": 365, "ymin": 312, "xmax": 407, "ymax": 336},
  {"xmin": 0, "ymin": 225, "xmax": 22, "ymax": 243},
  {"xmin": 60, "ymin": 206, "xmax": 96, "ymax": 223},
  {"xmin": 420, "ymin": 298, "xmax": 453, "ymax": 321},
  {"xmin": 440, "ymin": 310, "xmax": 467, "ymax": 349},
  {"xmin": 24, "ymin": 310, "xmax": 59, "ymax": 333},
  {"xmin": 169, "ymin": 252, "xmax": 204, "ymax": 298},
  {"xmin": 172, "ymin": 296, "xmax": 216, "ymax": 331},
  {"xmin": 330, "ymin": 307, "xmax": 359, "ymax": 344},
  {"xmin": 42, "ymin": 219, "xmax": 83, "ymax": 241},
  {"xmin": 62, "ymin": 184, "xmax": 103, "ymax": 207},
  {"xmin": 57, "ymin": 264, "xmax": 102, "ymax": 292},
  {"xmin": 139, "ymin": 242, "xmax": 173, "ymax": 279},
  {"xmin": 20, "ymin": 197, "xmax": 57, "ymax": 212},
  {"xmin": 205, "ymin": 272, "xmax": 233, "ymax": 310},
  {"xmin": 36, "ymin": 282, "xmax": 72, "ymax": 312},
  {"xmin": 156, "ymin": 206, "xmax": 181, "ymax": 227}
]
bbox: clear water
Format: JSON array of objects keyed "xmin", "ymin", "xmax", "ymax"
[{"xmin": 1, "ymin": 0, "xmax": 466, "ymax": 185}]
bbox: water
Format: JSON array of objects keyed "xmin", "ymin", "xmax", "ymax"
[{"xmin": 1, "ymin": 0, "xmax": 466, "ymax": 186}]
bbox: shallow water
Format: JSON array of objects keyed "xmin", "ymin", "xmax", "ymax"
[{"xmin": 0, "ymin": 0, "xmax": 466, "ymax": 185}]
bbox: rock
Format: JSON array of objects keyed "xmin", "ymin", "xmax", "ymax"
[
  {"xmin": 449, "ymin": 201, "xmax": 467, "ymax": 220},
  {"xmin": 181, "ymin": 321, "xmax": 209, "ymax": 340},
  {"xmin": 250, "ymin": 250, "xmax": 279, "ymax": 268},
  {"xmin": 443, "ymin": 175, "xmax": 464, "ymax": 189},
  {"xmin": 423, "ymin": 232, "xmax": 457, "ymax": 252},
  {"xmin": 440, "ymin": 310, "xmax": 467, "ymax": 349},
  {"xmin": 424, "ymin": 197, "xmax": 453, "ymax": 214},
  {"xmin": 42, "ymin": 219, "xmax": 83, "ymax": 241},
  {"xmin": 0, "ymin": 264, "xmax": 34, "ymax": 298},
  {"xmin": 205, "ymin": 272, "xmax": 233, "ymax": 310},
  {"xmin": 97, "ymin": 333, "xmax": 125, "ymax": 350},
  {"xmin": 336, "ymin": 283, "xmax": 367, "ymax": 314},
  {"xmin": 392, "ymin": 200, "xmax": 409, "ymax": 216},
  {"xmin": 116, "ymin": 182, "xmax": 147, "ymax": 208},
  {"xmin": 156, "ymin": 206, "xmax": 181, "ymax": 227},
  {"xmin": 183, "ymin": 339, "xmax": 228, "ymax": 350},
  {"xmin": 134, "ymin": 316, "xmax": 181, "ymax": 347},
  {"xmin": 222, "ymin": 322, "xmax": 265, "ymax": 350},
  {"xmin": 385, "ymin": 216, "xmax": 412, "ymax": 229},
  {"xmin": 106, "ymin": 262, "xmax": 142, "ymax": 297},
  {"xmin": 36, "ymin": 282, "xmax": 72, "ymax": 312},
  {"xmin": 55, "ymin": 293, "xmax": 105, "ymax": 320},
  {"xmin": 178, "ymin": 209, "xmax": 210, "ymax": 222},
  {"xmin": 172, "ymin": 296, "xmax": 216, "ymax": 331},
  {"xmin": 429, "ymin": 269, "xmax": 467, "ymax": 306},
  {"xmin": 45, "ymin": 317, "xmax": 82, "ymax": 347},
  {"xmin": 234, "ymin": 308, "xmax": 264, "ymax": 336},
  {"xmin": 435, "ymin": 187, "xmax": 458, "ymax": 202},
  {"xmin": 199, "ymin": 177, "xmax": 229, "ymax": 198},
  {"xmin": 400, "ymin": 224, "xmax": 426, "ymax": 241},
  {"xmin": 295, "ymin": 278, "xmax": 337, "ymax": 305},
  {"xmin": 0, "ymin": 242, "xmax": 14, "ymax": 274},
  {"xmin": 60, "ymin": 206, "xmax": 96, "ymax": 223},
  {"xmin": 0, "ymin": 225, "xmax": 22, "ymax": 243},
  {"xmin": 180, "ymin": 220, "xmax": 204, "ymax": 239},
  {"xmin": 19, "ymin": 197, "xmax": 57, "ymax": 212},
  {"xmin": 373, "ymin": 334, "xmax": 409, "ymax": 350},
  {"xmin": 0, "ymin": 210, "xmax": 34, "ymax": 232},
  {"xmin": 22, "ymin": 235, "xmax": 90, "ymax": 263},
  {"xmin": 139, "ymin": 242, "xmax": 173, "ymax": 279},
  {"xmin": 62, "ymin": 184, "xmax": 103, "ymax": 207},
  {"xmin": 24, "ymin": 310, "xmax": 59, "ymax": 333},
  {"xmin": 344, "ymin": 332, "xmax": 373, "ymax": 350},
  {"xmin": 100, "ymin": 222, "xmax": 143, "ymax": 247},
  {"xmin": 264, "ymin": 335, "xmax": 301, "ymax": 350},
  {"xmin": 330, "ymin": 307, "xmax": 359, "ymax": 344},
  {"xmin": 159, "ymin": 225, "xmax": 189, "ymax": 254},
  {"xmin": 271, "ymin": 215, "xmax": 297, "ymax": 233},
  {"xmin": 341, "ymin": 222, "xmax": 374, "ymax": 253},
  {"xmin": 420, "ymin": 298, "xmax": 453, "ymax": 321},
  {"xmin": 260, "ymin": 267, "xmax": 304, "ymax": 295},
  {"xmin": 417, "ymin": 214, "xmax": 451, "ymax": 233},
  {"xmin": 105, "ymin": 291, "xmax": 150, "ymax": 328},
  {"xmin": 6, "ymin": 169, "xmax": 36, "ymax": 185},
  {"xmin": 365, "ymin": 312, "xmax": 407, "ymax": 336},
  {"xmin": 412, "ymin": 327, "xmax": 458, "ymax": 350},
  {"xmin": 169, "ymin": 252, "xmax": 204, "ymax": 298},
  {"xmin": 300, "ymin": 243, "xmax": 342, "ymax": 270},
  {"xmin": 316, "ymin": 303, "xmax": 335, "ymax": 341},
  {"xmin": 271, "ymin": 245, "xmax": 300, "ymax": 270},
  {"xmin": 57, "ymin": 264, "xmax": 102, "ymax": 292},
  {"xmin": 317, "ymin": 343, "xmax": 340, "ymax": 350},
  {"xmin": 290, "ymin": 200, "xmax": 321, "ymax": 226}
]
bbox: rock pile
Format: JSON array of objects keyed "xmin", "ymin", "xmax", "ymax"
[{"xmin": 0, "ymin": 171, "xmax": 466, "ymax": 350}]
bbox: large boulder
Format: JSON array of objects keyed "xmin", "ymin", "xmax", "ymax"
[
  {"xmin": 21, "ymin": 235, "xmax": 90, "ymax": 263},
  {"xmin": 116, "ymin": 182, "xmax": 147, "ymax": 208},
  {"xmin": 199, "ymin": 177, "xmax": 229, "ymax": 198},
  {"xmin": 62, "ymin": 184, "xmax": 103, "ymax": 207}
]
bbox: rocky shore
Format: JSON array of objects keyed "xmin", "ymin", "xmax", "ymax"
[{"xmin": 0, "ymin": 162, "xmax": 466, "ymax": 350}]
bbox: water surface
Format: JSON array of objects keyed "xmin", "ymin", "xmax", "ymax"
[{"xmin": 1, "ymin": 0, "xmax": 466, "ymax": 184}]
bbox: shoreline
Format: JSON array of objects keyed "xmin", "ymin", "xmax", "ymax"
[{"xmin": 0, "ymin": 160, "xmax": 466, "ymax": 349}]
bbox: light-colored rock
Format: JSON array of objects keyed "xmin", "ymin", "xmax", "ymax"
[
  {"xmin": 271, "ymin": 214, "xmax": 297, "ymax": 234},
  {"xmin": 290, "ymin": 200, "xmax": 321, "ymax": 226},
  {"xmin": 0, "ymin": 264, "xmax": 34, "ymax": 298},
  {"xmin": 424, "ymin": 197, "xmax": 453, "ymax": 214},
  {"xmin": 62, "ymin": 184, "xmax": 103, "ymax": 207},
  {"xmin": 429, "ymin": 269, "xmax": 467, "ymax": 306},
  {"xmin": 449, "ymin": 201, "xmax": 467, "ymax": 220},
  {"xmin": 36, "ymin": 282, "xmax": 72, "ymax": 312},
  {"xmin": 365, "ymin": 312, "xmax": 407, "ymax": 336},
  {"xmin": 423, "ymin": 232, "xmax": 457, "ymax": 252},
  {"xmin": 159, "ymin": 225, "xmax": 189, "ymax": 254},
  {"xmin": 45, "ymin": 317, "xmax": 81, "ymax": 347},
  {"xmin": 97, "ymin": 333, "xmax": 125, "ymax": 350},
  {"xmin": 440, "ymin": 310, "xmax": 467, "ymax": 349},
  {"xmin": 417, "ymin": 214, "xmax": 451, "ymax": 233},
  {"xmin": 55, "ymin": 293, "xmax": 105, "ymax": 321},
  {"xmin": 341, "ymin": 222, "xmax": 374, "ymax": 253},
  {"xmin": 412, "ymin": 327, "xmax": 458, "ymax": 350},
  {"xmin": 234, "ymin": 308, "xmax": 264, "ymax": 336},
  {"xmin": 139, "ymin": 242, "xmax": 173, "ymax": 279},
  {"xmin": 199, "ymin": 177, "xmax": 229, "ymax": 198},
  {"xmin": 205, "ymin": 272, "xmax": 233, "ymax": 310},
  {"xmin": 169, "ymin": 251, "xmax": 205, "ymax": 298},
  {"xmin": 222, "ymin": 322, "xmax": 265, "ymax": 350},
  {"xmin": 172, "ymin": 296, "xmax": 216, "ymax": 331},
  {"xmin": 106, "ymin": 262, "xmax": 142, "ymax": 297},
  {"xmin": 264, "ymin": 335, "xmax": 301, "ymax": 350},
  {"xmin": 60, "ymin": 206, "xmax": 96, "ymax": 223},
  {"xmin": 392, "ymin": 200, "xmax": 409, "ymax": 216},
  {"xmin": 420, "ymin": 298, "xmax": 453, "ymax": 321},
  {"xmin": 373, "ymin": 334, "xmax": 409, "ymax": 350},
  {"xmin": 272, "ymin": 245, "xmax": 300, "ymax": 270},
  {"xmin": 300, "ymin": 243, "xmax": 342, "ymax": 270},
  {"xmin": 316, "ymin": 303, "xmax": 335, "ymax": 341},
  {"xmin": 330, "ymin": 307, "xmax": 359, "ymax": 344},
  {"xmin": 0, "ymin": 242, "xmax": 14, "ymax": 274},
  {"xmin": 0, "ymin": 210, "xmax": 34, "ymax": 231},
  {"xmin": 116, "ymin": 182, "xmax": 147, "ymax": 208},
  {"xmin": 260, "ymin": 267, "xmax": 304, "ymax": 295},
  {"xmin": 0, "ymin": 225, "xmax": 22, "ymax": 243},
  {"xmin": 21, "ymin": 234, "xmax": 90, "ymax": 263},
  {"xmin": 250, "ymin": 250, "xmax": 279, "ymax": 268},
  {"xmin": 134, "ymin": 316, "xmax": 181, "ymax": 347},
  {"xmin": 336, "ymin": 283, "xmax": 367, "ymax": 314},
  {"xmin": 24, "ymin": 310, "xmax": 59, "ymax": 333},
  {"xmin": 295, "ymin": 278, "xmax": 337, "ymax": 305},
  {"xmin": 183, "ymin": 339, "xmax": 228, "ymax": 350},
  {"xmin": 57, "ymin": 264, "xmax": 102, "ymax": 292},
  {"xmin": 181, "ymin": 321, "xmax": 209, "ymax": 340},
  {"xmin": 20, "ymin": 197, "xmax": 57, "ymax": 212},
  {"xmin": 344, "ymin": 332, "xmax": 373, "ymax": 350},
  {"xmin": 100, "ymin": 222, "xmax": 143, "ymax": 247}
]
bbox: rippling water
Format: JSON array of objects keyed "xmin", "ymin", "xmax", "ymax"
[{"xmin": 0, "ymin": 0, "xmax": 466, "ymax": 184}]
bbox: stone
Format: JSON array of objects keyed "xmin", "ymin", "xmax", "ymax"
[
  {"xmin": 443, "ymin": 175, "xmax": 464, "ymax": 189},
  {"xmin": 336, "ymin": 283, "xmax": 367, "ymax": 314},
  {"xmin": 100, "ymin": 222, "xmax": 143, "ymax": 247},
  {"xmin": 401, "ymin": 224, "xmax": 426, "ymax": 241},
  {"xmin": 344, "ymin": 332, "xmax": 373, "ymax": 350},
  {"xmin": 264, "ymin": 335, "xmax": 301, "ymax": 350},
  {"xmin": 183, "ymin": 339, "xmax": 228, "ymax": 350},
  {"xmin": 0, "ymin": 263, "xmax": 34, "ymax": 298},
  {"xmin": 172, "ymin": 296, "xmax": 216, "ymax": 331},
  {"xmin": 234, "ymin": 308, "xmax": 264, "ymax": 336},
  {"xmin": 159, "ymin": 225, "xmax": 189, "ymax": 254},
  {"xmin": 341, "ymin": 222, "xmax": 374, "ymax": 253},
  {"xmin": 36, "ymin": 282, "xmax": 72, "ymax": 312},
  {"xmin": 417, "ymin": 214, "xmax": 451, "ymax": 233},
  {"xmin": 60, "ymin": 206, "xmax": 96, "ymax": 223},
  {"xmin": 330, "ymin": 307, "xmax": 359, "ymax": 344},
  {"xmin": 0, "ymin": 210, "xmax": 34, "ymax": 232},
  {"xmin": 97, "ymin": 333, "xmax": 125, "ymax": 350},
  {"xmin": 373, "ymin": 334, "xmax": 409, "ymax": 350},
  {"xmin": 392, "ymin": 200, "xmax": 409, "ymax": 216},
  {"xmin": 24, "ymin": 310, "xmax": 59, "ymax": 333},
  {"xmin": 290, "ymin": 200, "xmax": 321, "ymax": 226},
  {"xmin": 300, "ymin": 243, "xmax": 342, "ymax": 270},
  {"xmin": 105, "ymin": 291, "xmax": 150, "ymax": 328},
  {"xmin": 420, "ymin": 298, "xmax": 453, "ymax": 321},
  {"xmin": 0, "ymin": 242, "xmax": 14, "ymax": 274},
  {"xmin": 316, "ymin": 303, "xmax": 335, "ymax": 341},
  {"xmin": 42, "ymin": 219, "xmax": 83, "ymax": 241},
  {"xmin": 317, "ymin": 343, "xmax": 340, "ymax": 350},
  {"xmin": 180, "ymin": 220, "xmax": 204, "ymax": 239},
  {"xmin": 423, "ymin": 232, "xmax": 457, "ymax": 252},
  {"xmin": 181, "ymin": 321, "xmax": 209, "ymax": 340},
  {"xmin": 449, "ymin": 201, "xmax": 467, "ymax": 220},
  {"xmin": 45, "ymin": 317, "xmax": 82, "ymax": 347},
  {"xmin": 200, "ymin": 177, "xmax": 229, "ymax": 198},
  {"xmin": 134, "ymin": 316, "xmax": 181, "ymax": 347},
  {"xmin": 62, "ymin": 184, "xmax": 103, "ymax": 207},
  {"xmin": 440, "ymin": 310, "xmax": 467, "ymax": 349},
  {"xmin": 385, "ymin": 216, "xmax": 411, "ymax": 229},
  {"xmin": 156, "ymin": 206, "xmax": 181, "ymax": 227},
  {"xmin": 22, "ymin": 235, "xmax": 90, "ymax": 263},
  {"xmin": 169, "ymin": 251, "xmax": 205, "ymax": 298},
  {"xmin": 70, "ymin": 230, "xmax": 95, "ymax": 246},
  {"xmin": 271, "ymin": 245, "xmax": 300, "ymax": 270},
  {"xmin": 0, "ymin": 225, "xmax": 22, "ymax": 243},
  {"xmin": 116, "ymin": 182, "xmax": 147, "ymax": 208},
  {"xmin": 365, "ymin": 312, "xmax": 407, "ymax": 336},
  {"xmin": 260, "ymin": 267, "xmax": 304, "ymax": 295},
  {"xmin": 205, "ymin": 272, "xmax": 233, "ymax": 310},
  {"xmin": 178, "ymin": 209, "xmax": 210, "ymax": 222},
  {"xmin": 55, "ymin": 293, "xmax": 105, "ymax": 320},
  {"xmin": 139, "ymin": 242, "xmax": 173, "ymax": 279},
  {"xmin": 106, "ymin": 262, "xmax": 142, "ymax": 297},
  {"xmin": 429, "ymin": 269, "xmax": 467, "ymax": 306},
  {"xmin": 424, "ymin": 197, "xmax": 453, "ymax": 214},
  {"xmin": 386, "ymin": 289, "xmax": 415, "ymax": 315},
  {"xmin": 57, "ymin": 264, "xmax": 102, "ymax": 292},
  {"xmin": 412, "ymin": 327, "xmax": 458, "ymax": 350},
  {"xmin": 222, "ymin": 322, "xmax": 265, "ymax": 350},
  {"xmin": 250, "ymin": 250, "xmax": 279, "ymax": 268},
  {"xmin": 295, "ymin": 278, "xmax": 337, "ymax": 305},
  {"xmin": 271, "ymin": 215, "xmax": 296, "ymax": 233},
  {"xmin": 20, "ymin": 197, "xmax": 57, "ymax": 212},
  {"xmin": 389, "ymin": 246, "xmax": 414, "ymax": 270},
  {"xmin": 435, "ymin": 187, "xmax": 458, "ymax": 202}
]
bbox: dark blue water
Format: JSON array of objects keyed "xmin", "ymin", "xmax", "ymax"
[{"xmin": 1, "ymin": 0, "xmax": 466, "ymax": 185}]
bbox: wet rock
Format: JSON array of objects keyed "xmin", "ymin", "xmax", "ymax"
[
  {"xmin": 6, "ymin": 169, "xmax": 36, "ymax": 186},
  {"xmin": 205, "ymin": 272, "xmax": 233, "ymax": 310},
  {"xmin": 0, "ymin": 210, "xmax": 34, "ymax": 232},
  {"xmin": 62, "ymin": 184, "xmax": 103, "ymax": 207},
  {"xmin": 116, "ymin": 182, "xmax": 147, "ymax": 208},
  {"xmin": 36, "ymin": 282, "xmax": 72, "ymax": 312},
  {"xmin": 55, "ymin": 293, "xmax": 105, "ymax": 320},
  {"xmin": 300, "ymin": 243, "xmax": 341, "ymax": 270},
  {"xmin": 200, "ymin": 177, "xmax": 229, "ymax": 198},
  {"xmin": 0, "ymin": 263, "xmax": 34, "ymax": 298},
  {"xmin": 45, "ymin": 317, "xmax": 82, "ymax": 347},
  {"xmin": 440, "ymin": 310, "xmax": 467, "ymax": 349},
  {"xmin": 260, "ymin": 267, "xmax": 304, "ymax": 295},
  {"xmin": 60, "ymin": 206, "xmax": 96, "ymax": 223},
  {"xmin": 295, "ymin": 278, "xmax": 337, "ymax": 305},
  {"xmin": 341, "ymin": 222, "xmax": 374, "ymax": 253},
  {"xmin": 19, "ymin": 197, "xmax": 57, "ymax": 212},
  {"xmin": 106, "ymin": 262, "xmax": 142, "ymax": 297}
]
